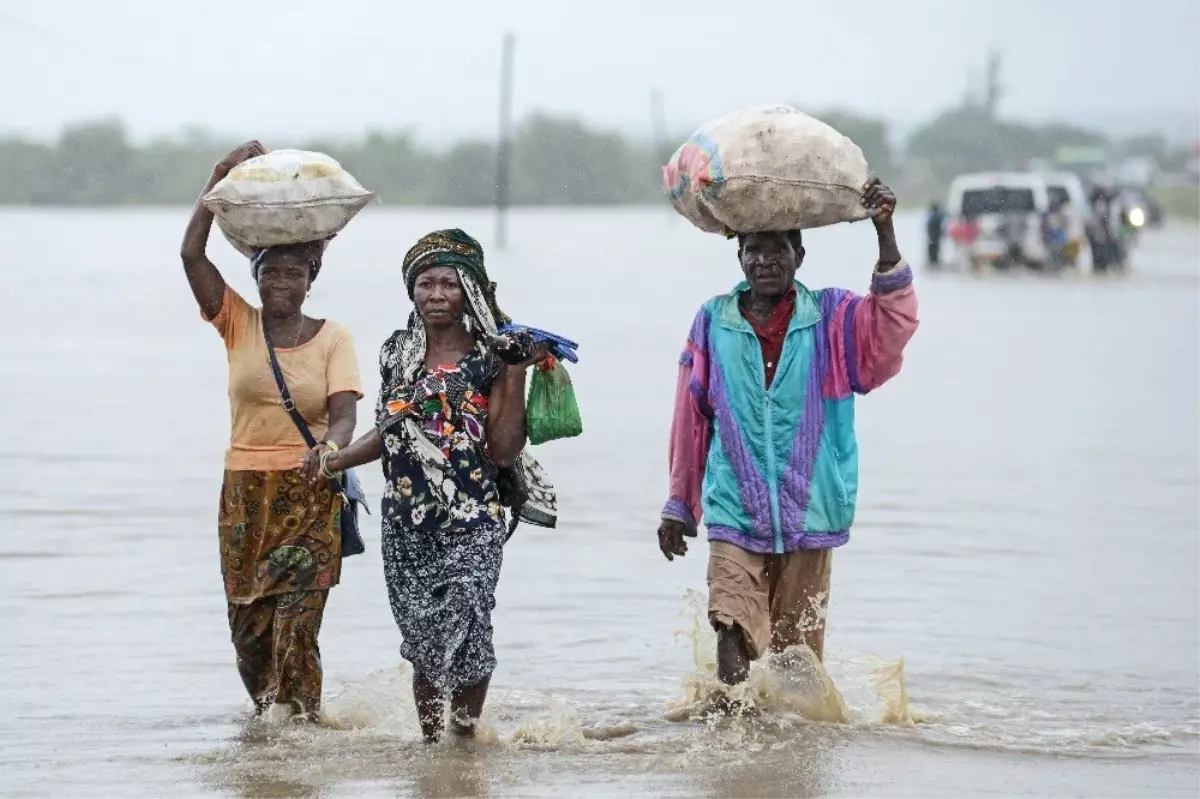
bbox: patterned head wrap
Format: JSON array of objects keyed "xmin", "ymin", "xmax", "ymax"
[
  {"xmin": 402, "ymin": 229, "xmax": 511, "ymax": 326},
  {"xmin": 385, "ymin": 229, "xmax": 556, "ymax": 534},
  {"xmin": 250, "ymin": 239, "xmax": 329, "ymax": 281}
]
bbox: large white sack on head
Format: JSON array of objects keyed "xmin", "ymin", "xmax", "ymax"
[
  {"xmin": 663, "ymin": 105, "xmax": 872, "ymax": 235},
  {"xmin": 202, "ymin": 149, "xmax": 374, "ymax": 256}
]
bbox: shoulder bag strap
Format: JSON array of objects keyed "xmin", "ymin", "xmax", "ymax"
[
  {"xmin": 262, "ymin": 324, "xmax": 320, "ymax": 449},
  {"xmin": 262, "ymin": 323, "xmax": 349, "ymax": 497}
]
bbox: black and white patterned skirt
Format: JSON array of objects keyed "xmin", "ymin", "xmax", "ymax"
[{"xmin": 381, "ymin": 515, "xmax": 506, "ymax": 693}]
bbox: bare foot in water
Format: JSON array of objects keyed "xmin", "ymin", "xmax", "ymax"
[
  {"xmin": 708, "ymin": 691, "xmax": 761, "ymax": 718},
  {"xmin": 447, "ymin": 722, "xmax": 481, "ymax": 753},
  {"xmin": 449, "ymin": 719, "xmax": 476, "ymax": 739}
]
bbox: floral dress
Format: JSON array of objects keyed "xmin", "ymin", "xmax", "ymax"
[{"xmin": 375, "ymin": 331, "xmax": 508, "ymax": 693}]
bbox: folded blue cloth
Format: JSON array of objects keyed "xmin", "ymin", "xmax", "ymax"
[{"xmin": 499, "ymin": 324, "xmax": 579, "ymax": 363}]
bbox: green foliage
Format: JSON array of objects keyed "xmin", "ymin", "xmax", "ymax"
[
  {"xmin": 1151, "ymin": 186, "xmax": 1200, "ymax": 220},
  {"xmin": 808, "ymin": 109, "xmax": 895, "ymax": 176},
  {"xmin": 0, "ymin": 116, "xmax": 659, "ymax": 206},
  {"xmin": 906, "ymin": 108, "xmax": 1108, "ymax": 184},
  {"xmin": 512, "ymin": 114, "xmax": 657, "ymax": 205},
  {"xmin": 0, "ymin": 110, "xmax": 1189, "ymax": 207}
]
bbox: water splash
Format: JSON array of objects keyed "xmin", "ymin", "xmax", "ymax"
[
  {"xmin": 320, "ymin": 668, "xmax": 618, "ymax": 751},
  {"xmin": 666, "ymin": 589, "xmax": 921, "ymax": 728},
  {"xmin": 868, "ymin": 655, "xmax": 927, "ymax": 725},
  {"xmin": 321, "ymin": 664, "xmax": 419, "ymax": 734},
  {"xmin": 511, "ymin": 697, "xmax": 588, "ymax": 747}
]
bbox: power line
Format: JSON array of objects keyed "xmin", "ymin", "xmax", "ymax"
[{"xmin": 0, "ymin": 9, "xmax": 211, "ymax": 82}]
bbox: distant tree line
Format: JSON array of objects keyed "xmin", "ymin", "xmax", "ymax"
[
  {"xmin": 0, "ymin": 109, "xmax": 1191, "ymax": 206},
  {"xmin": 0, "ymin": 115, "xmax": 660, "ymax": 206}
]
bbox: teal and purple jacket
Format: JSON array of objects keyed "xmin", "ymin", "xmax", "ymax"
[{"xmin": 661, "ymin": 263, "xmax": 918, "ymax": 554}]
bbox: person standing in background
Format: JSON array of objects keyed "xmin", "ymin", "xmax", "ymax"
[{"xmin": 925, "ymin": 201, "xmax": 946, "ymax": 266}]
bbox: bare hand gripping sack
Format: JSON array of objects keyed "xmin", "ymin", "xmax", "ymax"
[{"xmin": 663, "ymin": 105, "xmax": 872, "ymax": 235}]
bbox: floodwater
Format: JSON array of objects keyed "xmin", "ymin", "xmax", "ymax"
[{"xmin": 1, "ymin": 208, "xmax": 1197, "ymax": 798}]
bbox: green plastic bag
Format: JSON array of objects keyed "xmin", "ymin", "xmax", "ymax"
[{"xmin": 526, "ymin": 358, "xmax": 583, "ymax": 445}]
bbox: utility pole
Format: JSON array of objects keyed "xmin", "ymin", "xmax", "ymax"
[
  {"xmin": 494, "ymin": 33, "xmax": 516, "ymax": 249},
  {"xmin": 984, "ymin": 49, "xmax": 1002, "ymax": 119},
  {"xmin": 650, "ymin": 88, "xmax": 668, "ymax": 166}
]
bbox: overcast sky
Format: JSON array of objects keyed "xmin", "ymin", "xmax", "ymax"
[{"xmin": 2, "ymin": 0, "xmax": 1197, "ymax": 143}]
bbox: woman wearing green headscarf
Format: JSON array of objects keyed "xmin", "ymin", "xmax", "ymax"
[{"xmin": 320, "ymin": 229, "xmax": 555, "ymax": 742}]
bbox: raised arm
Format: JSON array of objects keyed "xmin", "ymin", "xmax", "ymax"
[
  {"xmin": 822, "ymin": 179, "xmax": 919, "ymax": 397},
  {"xmin": 180, "ymin": 140, "xmax": 265, "ymax": 320},
  {"xmin": 868, "ymin": 179, "xmax": 903, "ymax": 270}
]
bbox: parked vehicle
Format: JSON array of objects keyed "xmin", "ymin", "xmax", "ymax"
[{"xmin": 947, "ymin": 173, "xmax": 1051, "ymax": 270}]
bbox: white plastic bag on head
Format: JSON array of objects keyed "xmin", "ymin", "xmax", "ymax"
[
  {"xmin": 663, "ymin": 105, "xmax": 872, "ymax": 235},
  {"xmin": 202, "ymin": 149, "xmax": 374, "ymax": 256}
]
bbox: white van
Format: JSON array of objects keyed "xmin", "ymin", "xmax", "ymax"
[{"xmin": 946, "ymin": 173, "xmax": 1051, "ymax": 269}]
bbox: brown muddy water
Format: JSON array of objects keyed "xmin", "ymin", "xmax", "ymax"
[{"xmin": 1, "ymin": 208, "xmax": 1197, "ymax": 797}]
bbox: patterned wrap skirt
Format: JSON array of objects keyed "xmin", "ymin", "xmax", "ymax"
[
  {"xmin": 381, "ymin": 516, "xmax": 506, "ymax": 693},
  {"xmin": 218, "ymin": 469, "xmax": 342, "ymax": 602}
]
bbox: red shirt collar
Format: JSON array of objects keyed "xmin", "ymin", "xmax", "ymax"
[{"xmin": 741, "ymin": 287, "xmax": 796, "ymax": 338}]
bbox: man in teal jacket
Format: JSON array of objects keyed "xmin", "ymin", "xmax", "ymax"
[{"xmin": 657, "ymin": 179, "xmax": 918, "ymax": 685}]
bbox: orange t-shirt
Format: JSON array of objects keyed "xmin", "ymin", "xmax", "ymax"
[{"xmin": 208, "ymin": 286, "xmax": 363, "ymax": 472}]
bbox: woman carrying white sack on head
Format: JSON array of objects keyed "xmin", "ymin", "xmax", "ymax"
[{"xmin": 179, "ymin": 140, "xmax": 364, "ymax": 721}]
